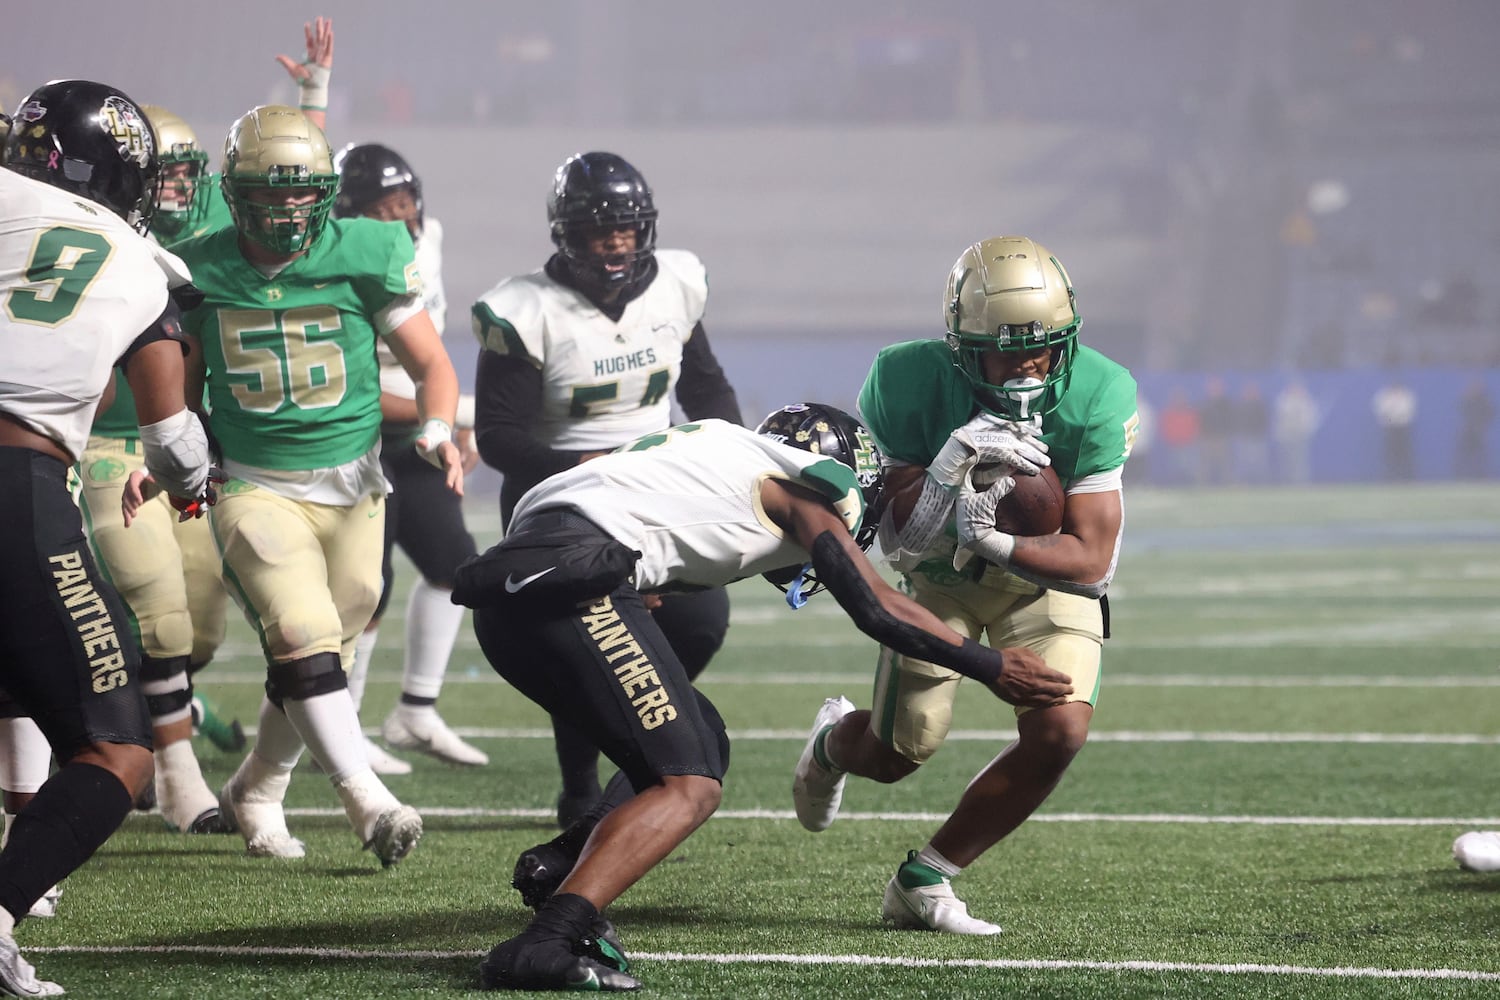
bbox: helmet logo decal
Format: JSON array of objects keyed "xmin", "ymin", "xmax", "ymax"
[
  {"xmin": 16, "ymin": 101, "xmax": 45, "ymax": 124},
  {"xmin": 99, "ymin": 96, "xmax": 151, "ymax": 165},
  {"xmin": 996, "ymin": 320, "xmax": 1047, "ymax": 347}
]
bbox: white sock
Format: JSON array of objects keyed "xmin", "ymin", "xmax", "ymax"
[
  {"xmin": 348, "ymin": 628, "xmax": 379, "ymax": 712},
  {"xmin": 154, "ymin": 739, "xmax": 218, "ymax": 826},
  {"xmin": 916, "ymin": 845, "xmax": 962, "ymax": 878},
  {"xmin": 282, "ymin": 690, "xmax": 369, "ymax": 783},
  {"xmin": 401, "ymin": 579, "xmax": 465, "ymax": 701},
  {"xmin": 0, "ymin": 717, "xmax": 51, "ymax": 794},
  {"xmin": 253, "ymin": 696, "xmax": 307, "ymax": 769}
]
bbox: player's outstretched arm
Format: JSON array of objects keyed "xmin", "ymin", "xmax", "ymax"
[
  {"xmin": 764, "ymin": 479, "xmax": 1073, "ymax": 708},
  {"xmin": 276, "ymin": 15, "xmax": 334, "ymax": 131}
]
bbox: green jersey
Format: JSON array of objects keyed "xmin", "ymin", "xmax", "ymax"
[
  {"xmin": 860, "ymin": 339, "xmax": 1137, "ymax": 586},
  {"xmin": 175, "ymin": 217, "xmax": 421, "ymax": 470},
  {"xmin": 858, "ymin": 340, "xmax": 1138, "ymax": 483}
]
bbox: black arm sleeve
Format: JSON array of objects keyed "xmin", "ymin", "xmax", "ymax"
[
  {"xmin": 808, "ymin": 531, "xmax": 1002, "ymax": 684},
  {"xmin": 473, "ymin": 348, "xmax": 597, "ymax": 521},
  {"xmin": 674, "ymin": 322, "xmax": 743, "ymax": 425},
  {"xmin": 116, "ymin": 298, "xmax": 189, "ymax": 371}
]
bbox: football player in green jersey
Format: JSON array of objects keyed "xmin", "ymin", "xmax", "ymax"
[
  {"xmin": 792, "ymin": 236, "xmax": 1139, "ymax": 934},
  {"xmin": 169, "ymin": 103, "xmax": 462, "ymax": 867},
  {"xmin": 58, "ymin": 21, "xmax": 339, "ymax": 841}
]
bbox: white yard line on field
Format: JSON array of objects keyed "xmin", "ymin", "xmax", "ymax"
[
  {"xmin": 196, "ymin": 666, "xmax": 1500, "ymax": 688},
  {"xmin": 29, "ymin": 943, "xmax": 1500, "ymax": 982},
  {"xmin": 269, "ymin": 805, "xmax": 1500, "ymax": 827},
  {"xmin": 334, "ymin": 726, "xmax": 1500, "ymax": 745}
]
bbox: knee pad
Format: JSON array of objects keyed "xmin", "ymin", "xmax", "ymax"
[
  {"xmin": 266, "ymin": 652, "xmax": 347, "ymax": 704},
  {"xmin": 140, "ymin": 608, "xmax": 193, "ymax": 662}
]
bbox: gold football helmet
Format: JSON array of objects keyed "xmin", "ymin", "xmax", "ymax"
[
  {"xmin": 141, "ymin": 104, "xmax": 209, "ymax": 240},
  {"xmin": 943, "ymin": 235, "xmax": 1081, "ymax": 419},
  {"xmin": 221, "ymin": 104, "xmax": 337, "ymax": 254}
]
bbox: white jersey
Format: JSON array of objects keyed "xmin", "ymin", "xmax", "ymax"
[
  {"xmin": 512, "ymin": 419, "xmax": 865, "ymax": 591},
  {"xmin": 377, "ymin": 217, "xmax": 447, "ymax": 401},
  {"xmin": 472, "ymin": 249, "xmax": 709, "ymax": 450},
  {"xmin": 0, "ymin": 170, "xmax": 190, "ymax": 460}
]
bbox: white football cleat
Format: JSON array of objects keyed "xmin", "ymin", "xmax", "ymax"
[
  {"xmin": 881, "ymin": 851, "xmax": 1002, "ymax": 935},
  {"xmin": 383, "ymin": 708, "xmax": 488, "ymax": 767},
  {"xmin": 26, "ymin": 884, "xmax": 61, "ymax": 920},
  {"xmin": 366, "ymin": 805, "xmax": 423, "ymax": 868},
  {"xmin": 362, "ymin": 736, "xmax": 413, "ymax": 776},
  {"xmin": 219, "ymin": 767, "xmax": 306, "ymax": 859},
  {"xmin": 0, "ymin": 934, "xmax": 63, "ymax": 996},
  {"xmin": 792, "ymin": 696, "xmax": 854, "ymax": 832},
  {"xmin": 1453, "ymin": 831, "xmax": 1500, "ymax": 872}
]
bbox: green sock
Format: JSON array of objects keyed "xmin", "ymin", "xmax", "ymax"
[{"xmin": 897, "ymin": 850, "xmax": 946, "ymax": 889}]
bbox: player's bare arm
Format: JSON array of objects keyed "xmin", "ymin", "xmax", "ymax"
[
  {"xmin": 1010, "ymin": 487, "xmax": 1122, "ymax": 584},
  {"xmin": 386, "ymin": 310, "xmax": 464, "ymax": 493},
  {"xmin": 123, "ymin": 338, "xmax": 190, "ymax": 425}
]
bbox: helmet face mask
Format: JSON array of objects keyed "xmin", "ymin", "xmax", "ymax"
[
  {"xmin": 141, "ymin": 105, "xmax": 209, "ymax": 240},
  {"xmin": 333, "ymin": 142, "xmax": 423, "ymax": 238},
  {"xmin": 222, "ymin": 105, "xmax": 338, "ymax": 255},
  {"xmin": 548, "ymin": 151, "xmax": 657, "ymax": 294},
  {"xmin": 5, "ymin": 80, "xmax": 160, "ymax": 234},
  {"xmin": 943, "ymin": 236, "xmax": 1081, "ymax": 420}
]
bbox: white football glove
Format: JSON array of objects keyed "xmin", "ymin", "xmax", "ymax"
[
  {"xmin": 928, "ymin": 413, "xmax": 1049, "ymax": 488},
  {"xmin": 952, "ymin": 470, "xmax": 1017, "ymax": 572}
]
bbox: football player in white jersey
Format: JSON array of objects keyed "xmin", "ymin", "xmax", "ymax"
[
  {"xmin": 333, "ymin": 142, "xmax": 485, "ymax": 773},
  {"xmin": 0, "ymin": 78, "xmax": 215, "ymax": 997},
  {"xmin": 454, "ymin": 405, "xmax": 1073, "ymax": 991},
  {"xmin": 473, "ymin": 151, "xmax": 743, "ymax": 828}
]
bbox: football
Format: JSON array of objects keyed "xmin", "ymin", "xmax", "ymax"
[{"xmin": 989, "ymin": 464, "xmax": 1065, "ymax": 536}]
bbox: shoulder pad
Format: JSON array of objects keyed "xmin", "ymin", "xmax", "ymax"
[
  {"xmin": 472, "ymin": 270, "xmax": 551, "ymax": 361},
  {"xmin": 652, "ymin": 248, "xmax": 709, "ymax": 324}
]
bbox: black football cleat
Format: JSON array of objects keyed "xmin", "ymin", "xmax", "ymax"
[
  {"xmin": 512, "ymin": 841, "xmax": 576, "ymax": 910},
  {"xmin": 577, "ymin": 917, "xmax": 629, "ymax": 973},
  {"xmin": 186, "ymin": 806, "xmax": 234, "ymax": 835},
  {"xmin": 479, "ymin": 933, "xmax": 639, "ymax": 992}
]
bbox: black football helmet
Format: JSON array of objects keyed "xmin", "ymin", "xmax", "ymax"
[
  {"xmin": 333, "ymin": 142, "xmax": 423, "ymax": 235},
  {"xmin": 5, "ymin": 80, "xmax": 160, "ymax": 233},
  {"xmin": 547, "ymin": 151, "xmax": 657, "ymax": 292},
  {"xmin": 755, "ymin": 403, "xmax": 886, "ymax": 551}
]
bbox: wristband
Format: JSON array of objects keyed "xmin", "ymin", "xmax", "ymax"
[
  {"xmin": 953, "ymin": 529, "xmax": 1015, "ymax": 573},
  {"xmin": 418, "ymin": 418, "xmax": 452, "ymax": 449},
  {"xmin": 948, "ymin": 638, "xmax": 1001, "ymax": 685},
  {"xmin": 298, "ymin": 63, "xmax": 331, "ymax": 111}
]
